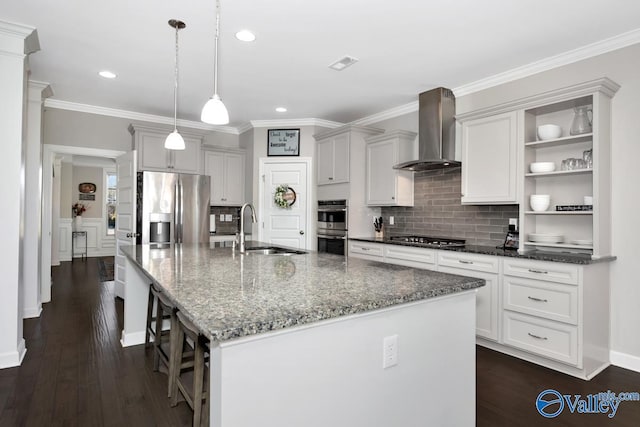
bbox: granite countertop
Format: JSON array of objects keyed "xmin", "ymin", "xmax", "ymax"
[
  {"xmin": 121, "ymin": 242, "xmax": 484, "ymax": 342},
  {"xmin": 349, "ymin": 236, "xmax": 616, "ymax": 264}
]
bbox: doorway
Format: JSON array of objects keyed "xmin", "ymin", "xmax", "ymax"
[
  {"xmin": 41, "ymin": 144, "xmax": 125, "ymax": 303},
  {"xmin": 258, "ymin": 158, "xmax": 313, "ymax": 249}
]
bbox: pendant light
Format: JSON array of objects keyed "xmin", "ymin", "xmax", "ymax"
[
  {"xmin": 201, "ymin": 0, "xmax": 229, "ymax": 125},
  {"xmin": 165, "ymin": 19, "xmax": 186, "ymax": 150}
]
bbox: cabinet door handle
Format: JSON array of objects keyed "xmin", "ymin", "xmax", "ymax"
[
  {"xmin": 527, "ymin": 296, "xmax": 548, "ymax": 303},
  {"xmin": 527, "ymin": 332, "xmax": 548, "ymax": 340},
  {"xmin": 458, "ymin": 260, "xmax": 473, "ymax": 265},
  {"xmin": 391, "ymin": 196, "xmax": 395, "ymax": 200},
  {"xmin": 528, "ymin": 269, "xmax": 548, "ymax": 274},
  {"xmin": 328, "ymin": 177, "xmax": 334, "ymax": 180}
]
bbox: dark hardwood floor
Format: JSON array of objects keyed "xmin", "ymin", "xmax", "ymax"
[{"xmin": 0, "ymin": 258, "xmax": 638, "ymax": 426}]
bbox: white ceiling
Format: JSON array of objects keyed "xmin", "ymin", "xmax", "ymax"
[{"xmin": 4, "ymin": 0, "xmax": 640, "ymax": 128}]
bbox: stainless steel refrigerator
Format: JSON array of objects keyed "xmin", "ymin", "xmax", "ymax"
[{"xmin": 136, "ymin": 171, "xmax": 210, "ymax": 246}]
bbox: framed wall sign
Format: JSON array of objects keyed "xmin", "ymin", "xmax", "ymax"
[{"xmin": 268, "ymin": 129, "xmax": 300, "ymax": 156}]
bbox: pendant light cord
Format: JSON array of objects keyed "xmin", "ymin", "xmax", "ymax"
[
  {"xmin": 173, "ymin": 23, "xmax": 180, "ymax": 132},
  {"xmin": 214, "ymin": 0, "xmax": 221, "ymax": 95}
]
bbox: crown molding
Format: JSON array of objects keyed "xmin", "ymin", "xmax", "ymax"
[
  {"xmin": 350, "ymin": 101, "xmax": 419, "ymax": 126},
  {"xmin": 44, "ymin": 99, "xmax": 239, "ymax": 135},
  {"xmin": 28, "ymin": 80, "xmax": 53, "ymax": 100},
  {"xmin": 249, "ymin": 118, "xmax": 343, "ymax": 129},
  {"xmin": 0, "ymin": 20, "xmax": 39, "ymax": 55},
  {"xmin": 349, "ymin": 28, "xmax": 640, "ymax": 126},
  {"xmin": 453, "ymin": 27, "xmax": 640, "ymax": 97}
]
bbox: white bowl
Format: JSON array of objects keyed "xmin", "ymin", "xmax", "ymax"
[
  {"xmin": 530, "ymin": 194, "xmax": 550, "ymax": 211},
  {"xmin": 537, "ymin": 124, "xmax": 562, "ymax": 141},
  {"xmin": 530, "ymin": 162, "xmax": 556, "ymax": 173}
]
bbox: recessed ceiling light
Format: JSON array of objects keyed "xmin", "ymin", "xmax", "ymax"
[
  {"xmin": 275, "ymin": 107, "xmax": 287, "ymax": 113},
  {"xmin": 235, "ymin": 30, "xmax": 256, "ymax": 42},
  {"xmin": 98, "ymin": 70, "xmax": 117, "ymax": 79},
  {"xmin": 328, "ymin": 55, "xmax": 359, "ymax": 71}
]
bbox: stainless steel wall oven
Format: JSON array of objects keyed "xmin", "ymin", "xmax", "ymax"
[{"xmin": 317, "ymin": 200, "xmax": 348, "ymax": 256}]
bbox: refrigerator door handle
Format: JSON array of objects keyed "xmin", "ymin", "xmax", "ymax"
[
  {"xmin": 179, "ymin": 177, "xmax": 184, "ymax": 243},
  {"xmin": 174, "ymin": 178, "xmax": 181, "ymax": 243}
]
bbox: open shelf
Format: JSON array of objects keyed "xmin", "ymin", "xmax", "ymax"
[
  {"xmin": 525, "ymin": 211, "xmax": 592, "ymax": 215},
  {"xmin": 525, "ymin": 133, "xmax": 593, "ymax": 148},
  {"xmin": 525, "ymin": 169, "xmax": 592, "ymax": 178}
]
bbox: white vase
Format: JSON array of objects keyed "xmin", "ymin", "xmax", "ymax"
[{"xmin": 73, "ymin": 215, "xmax": 83, "ymax": 231}]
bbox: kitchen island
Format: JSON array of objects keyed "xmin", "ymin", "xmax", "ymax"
[{"xmin": 121, "ymin": 242, "xmax": 484, "ymax": 427}]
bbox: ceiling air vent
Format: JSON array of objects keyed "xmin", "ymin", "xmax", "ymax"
[{"xmin": 328, "ymin": 55, "xmax": 359, "ymax": 71}]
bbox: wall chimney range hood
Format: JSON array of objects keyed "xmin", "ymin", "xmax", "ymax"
[{"xmin": 394, "ymin": 87, "xmax": 460, "ymax": 171}]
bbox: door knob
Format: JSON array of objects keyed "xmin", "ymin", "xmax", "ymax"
[{"xmin": 299, "ymin": 230, "xmax": 305, "ymax": 235}]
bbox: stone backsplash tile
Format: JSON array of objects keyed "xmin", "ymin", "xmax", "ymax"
[{"xmin": 381, "ymin": 169, "xmax": 519, "ymax": 246}]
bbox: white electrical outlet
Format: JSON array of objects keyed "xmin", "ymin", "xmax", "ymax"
[
  {"xmin": 383, "ymin": 335, "xmax": 398, "ymax": 369},
  {"xmin": 219, "ymin": 214, "xmax": 225, "ymax": 222},
  {"xmin": 225, "ymin": 214, "xmax": 233, "ymax": 222},
  {"xmin": 389, "ymin": 216, "xmax": 395, "ymax": 225},
  {"xmin": 509, "ymin": 218, "xmax": 518, "ymax": 231}
]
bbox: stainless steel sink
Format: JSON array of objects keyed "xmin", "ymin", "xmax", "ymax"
[{"xmin": 245, "ymin": 246, "xmax": 307, "ymax": 256}]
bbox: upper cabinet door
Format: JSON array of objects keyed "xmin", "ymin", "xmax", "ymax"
[
  {"xmin": 317, "ymin": 138, "xmax": 335, "ymax": 185},
  {"xmin": 223, "ymin": 152, "xmax": 246, "ymax": 206},
  {"xmin": 461, "ymin": 111, "xmax": 518, "ymax": 204},
  {"xmin": 331, "ymin": 134, "xmax": 350, "ymax": 184},
  {"xmin": 172, "ymin": 137, "xmax": 202, "ymax": 174},
  {"xmin": 204, "ymin": 151, "xmax": 225, "ymax": 204},
  {"xmin": 366, "ymin": 139, "xmax": 396, "ymax": 205},
  {"xmin": 139, "ymin": 133, "xmax": 170, "ymax": 171}
]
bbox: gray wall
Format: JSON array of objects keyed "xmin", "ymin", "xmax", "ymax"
[
  {"xmin": 71, "ymin": 165, "xmax": 103, "ymax": 218},
  {"xmin": 382, "ymin": 169, "xmax": 518, "ymax": 246},
  {"xmin": 59, "ymin": 162, "xmax": 72, "ymax": 218}
]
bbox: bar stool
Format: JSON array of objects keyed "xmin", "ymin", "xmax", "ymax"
[
  {"xmin": 170, "ymin": 311, "xmax": 210, "ymax": 427},
  {"xmin": 144, "ymin": 283, "xmax": 171, "ymax": 349}
]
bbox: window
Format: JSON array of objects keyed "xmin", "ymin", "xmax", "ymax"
[{"xmin": 106, "ymin": 171, "xmax": 117, "ymax": 235}]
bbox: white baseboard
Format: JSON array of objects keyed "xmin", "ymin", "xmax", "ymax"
[
  {"xmin": 23, "ymin": 305, "xmax": 42, "ymax": 319},
  {"xmin": 120, "ymin": 330, "xmax": 145, "ymax": 348},
  {"xmin": 610, "ymin": 350, "xmax": 640, "ymax": 373},
  {"xmin": 0, "ymin": 338, "xmax": 27, "ymax": 369}
]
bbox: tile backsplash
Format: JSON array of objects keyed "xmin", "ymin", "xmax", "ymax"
[
  {"xmin": 381, "ymin": 169, "xmax": 519, "ymax": 246},
  {"xmin": 210, "ymin": 206, "xmax": 241, "ymax": 234}
]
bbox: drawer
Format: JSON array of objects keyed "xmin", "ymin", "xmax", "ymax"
[
  {"xmin": 437, "ymin": 252, "xmax": 499, "ymax": 274},
  {"xmin": 503, "ymin": 311, "xmax": 578, "ymax": 366},
  {"xmin": 384, "ymin": 245, "xmax": 436, "ymax": 269},
  {"xmin": 348, "ymin": 241, "xmax": 384, "ymax": 259},
  {"xmin": 503, "ymin": 259, "xmax": 579, "ymax": 285},
  {"xmin": 504, "ymin": 277, "xmax": 578, "ymax": 325}
]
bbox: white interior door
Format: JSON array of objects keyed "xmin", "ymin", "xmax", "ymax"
[
  {"xmin": 115, "ymin": 151, "xmax": 137, "ymax": 299},
  {"xmin": 260, "ymin": 160, "xmax": 309, "ymax": 249}
]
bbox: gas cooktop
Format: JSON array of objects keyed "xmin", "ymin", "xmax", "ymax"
[{"xmin": 388, "ymin": 235, "xmax": 466, "ymax": 248}]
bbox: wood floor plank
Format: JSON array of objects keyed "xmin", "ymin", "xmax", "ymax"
[{"xmin": 1, "ymin": 258, "xmax": 638, "ymax": 426}]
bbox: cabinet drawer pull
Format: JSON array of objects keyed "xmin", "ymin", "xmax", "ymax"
[
  {"xmin": 328, "ymin": 177, "xmax": 334, "ymax": 180},
  {"xmin": 458, "ymin": 260, "xmax": 473, "ymax": 265},
  {"xmin": 528, "ymin": 269, "xmax": 548, "ymax": 274},
  {"xmin": 527, "ymin": 296, "xmax": 548, "ymax": 303},
  {"xmin": 527, "ymin": 332, "xmax": 548, "ymax": 340},
  {"xmin": 361, "ymin": 247, "xmax": 370, "ymax": 251}
]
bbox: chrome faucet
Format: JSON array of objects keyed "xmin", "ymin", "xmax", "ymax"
[{"xmin": 237, "ymin": 203, "xmax": 257, "ymax": 253}]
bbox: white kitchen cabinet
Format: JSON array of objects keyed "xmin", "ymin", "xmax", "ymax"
[
  {"xmin": 316, "ymin": 133, "xmax": 350, "ymax": 185},
  {"xmin": 203, "ymin": 149, "xmax": 246, "ymax": 206},
  {"xmin": 365, "ymin": 130, "xmax": 416, "ymax": 206},
  {"xmin": 129, "ymin": 124, "xmax": 203, "ymax": 174},
  {"xmin": 459, "ymin": 111, "xmax": 518, "ymax": 204},
  {"xmin": 437, "ymin": 252, "xmax": 500, "ymax": 342},
  {"xmin": 498, "ymin": 258, "xmax": 609, "ymax": 377},
  {"xmin": 383, "ymin": 244, "xmax": 436, "ymax": 269}
]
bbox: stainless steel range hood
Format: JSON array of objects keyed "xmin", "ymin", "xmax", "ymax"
[{"xmin": 394, "ymin": 87, "xmax": 460, "ymax": 171}]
